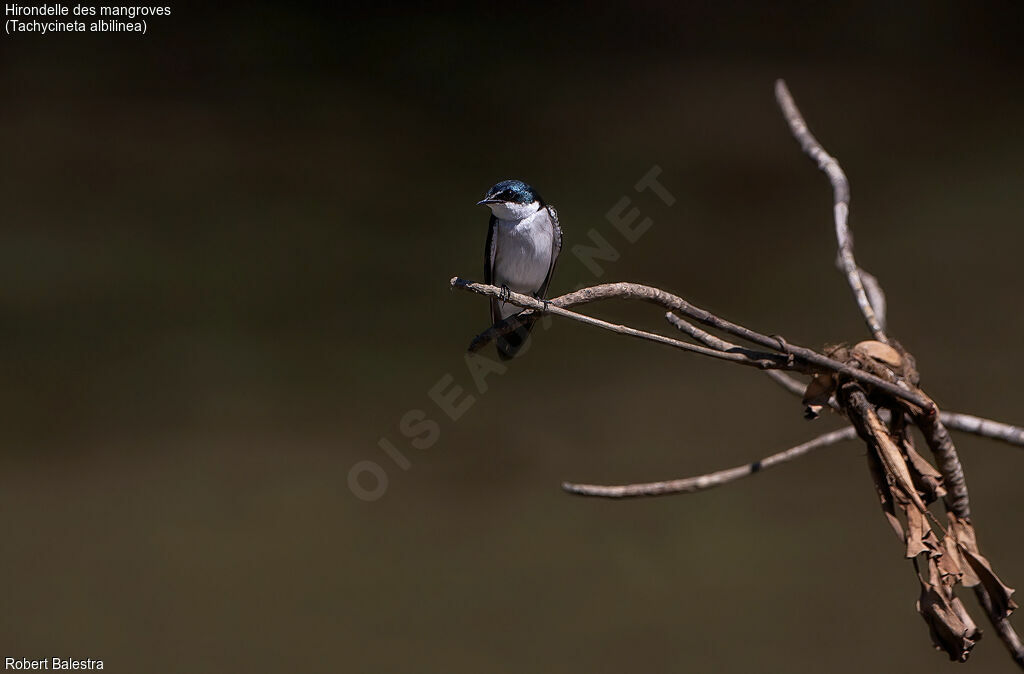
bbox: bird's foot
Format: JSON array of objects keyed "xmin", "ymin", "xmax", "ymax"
[{"xmin": 499, "ymin": 284, "xmax": 511, "ymax": 304}]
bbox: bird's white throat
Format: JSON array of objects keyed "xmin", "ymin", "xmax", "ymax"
[{"xmin": 487, "ymin": 200, "xmax": 541, "ymax": 221}]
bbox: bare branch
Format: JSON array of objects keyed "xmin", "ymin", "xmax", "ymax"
[
  {"xmin": 975, "ymin": 584, "xmax": 1024, "ymax": 667},
  {"xmin": 775, "ymin": 79, "xmax": 889, "ymax": 344},
  {"xmin": 941, "ymin": 412, "xmax": 1024, "ymax": 449},
  {"xmin": 562, "ymin": 426, "xmax": 857, "ymax": 498},
  {"xmin": 452, "ymin": 277, "xmax": 935, "ymax": 412}
]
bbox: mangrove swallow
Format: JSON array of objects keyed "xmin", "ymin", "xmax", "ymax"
[{"xmin": 477, "ymin": 179, "xmax": 563, "ymax": 360}]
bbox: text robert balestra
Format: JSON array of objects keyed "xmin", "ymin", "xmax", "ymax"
[{"xmin": 5, "ymin": 658, "xmax": 103, "ymax": 670}]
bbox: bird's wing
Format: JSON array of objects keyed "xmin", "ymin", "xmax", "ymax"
[
  {"xmin": 537, "ymin": 204, "xmax": 562, "ymax": 298},
  {"xmin": 485, "ymin": 214, "xmax": 501, "ymax": 325}
]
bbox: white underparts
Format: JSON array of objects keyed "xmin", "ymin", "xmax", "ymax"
[{"xmin": 491, "ymin": 203, "xmax": 555, "ymax": 320}]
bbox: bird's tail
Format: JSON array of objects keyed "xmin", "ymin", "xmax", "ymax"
[{"xmin": 496, "ymin": 316, "xmax": 537, "ymax": 360}]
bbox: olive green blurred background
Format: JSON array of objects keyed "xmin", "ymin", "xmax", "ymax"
[{"xmin": 2, "ymin": 2, "xmax": 1023, "ymax": 672}]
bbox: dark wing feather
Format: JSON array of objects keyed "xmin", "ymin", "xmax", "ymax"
[
  {"xmin": 484, "ymin": 214, "xmax": 496, "ymax": 285},
  {"xmin": 484, "ymin": 215, "xmax": 501, "ymax": 328},
  {"xmin": 537, "ymin": 204, "xmax": 562, "ymax": 298}
]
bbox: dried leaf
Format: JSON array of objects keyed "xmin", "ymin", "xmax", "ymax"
[
  {"xmin": 864, "ymin": 408, "xmax": 927, "ymax": 513},
  {"xmin": 959, "ymin": 545, "xmax": 1019, "ymax": 620},
  {"xmin": 865, "ymin": 443, "xmax": 905, "ymax": 542},
  {"xmin": 802, "ymin": 374, "xmax": 835, "ymax": 405},
  {"xmin": 947, "ymin": 515, "xmax": 981, "ymax": 587},
  {"xmin": 917, "ymin": 558, "xmax": 980, "ymax": 661},
  {"xmin": 903, "ymin": 441, "xmax": 946, "ymax": 504},
  {"xmin": 917, "ymin": 585, "xmax": 979, "ymax": 661},
  {"xmin": 937, "ymin": 535, "xmax": 965, "ymax": 586},
  {"xmin": 904, "ymin": 503, "xmax": 932, "ymax": 559},
  {"xmin": 853, "ymin": 340, "xmax": 904, "ymax": 369},
  {"xmin": 801, "ymin": 374, "xmax": 835, "ymax": 420}
]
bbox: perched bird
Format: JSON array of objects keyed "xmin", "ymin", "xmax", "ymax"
[{"xmin": 477, "ymin": 179, "xmax": 562, "ymax": 360}]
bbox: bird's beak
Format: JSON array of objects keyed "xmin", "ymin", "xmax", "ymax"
[{"xmin": 476, "ymin": 198, "xmax": 500, "ymax": 206}]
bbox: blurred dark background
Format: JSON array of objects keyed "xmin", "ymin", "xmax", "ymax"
[{"xmin": 1, "ymin": 2, "xmax": 1023, "ymax": 672}]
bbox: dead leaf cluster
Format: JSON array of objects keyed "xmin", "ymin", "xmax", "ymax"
[{"xmin": 819, "ymin": 347, "xmax": 1019, "ymax": 662}]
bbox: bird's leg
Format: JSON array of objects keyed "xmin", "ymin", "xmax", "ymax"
[{"xmin": 499, "ymin": 284, "xmax": 511, "ymax": 305}]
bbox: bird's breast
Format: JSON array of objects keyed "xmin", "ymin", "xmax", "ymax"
[{"xmin": 492, "ymin": 213, "xmax": 554, "ymax": 293}]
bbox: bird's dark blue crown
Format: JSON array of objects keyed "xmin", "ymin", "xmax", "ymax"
[{"xmin": 483, "ymin": 179, "xmax": 541, "ymax": 205}]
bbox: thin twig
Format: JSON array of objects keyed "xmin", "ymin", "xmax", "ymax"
[
  {"xmin": 663, "ymin": 311, "xmax": 778, "ymax": 362},
  {"xmin": 941, "ymin": 412, "xmax": 1024, "ymax": 448},
  {"xmin": 858, "ymin": 266, "xmax": 888, "ymax": 332},
  {"xmin": 975, "ymin": 584, "xmax": 1024, "ymax": 667},
  {"xmin": 562, "ymin": 426, "xmax": 857, "ymax": 498},
  {"xmin": 452, "ymin": 277, "xmax": 935, "ymax": 412},
  {"xmin": 763, "ymin": 370, "xmax": 810, "ymax": 397},
  {"xmin": 665, "ymin": 312, "xmax": 810, "ymax": 397},
  {"xmin": 664, "ymin": 311, "xmax": 737, "ymax": 351},
  {"xmin": 775, "ymin": 79, "xmax": 889, "ymax": 344}
]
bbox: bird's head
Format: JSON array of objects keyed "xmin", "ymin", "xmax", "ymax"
[{"xmin": 477, "ymin": 179, "xmax": 542, "ymax": 219}]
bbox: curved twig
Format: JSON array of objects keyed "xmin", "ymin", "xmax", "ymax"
[
  {"xmin": 775, "ymin": 79, "xmax": 889, "ymax": 344},
  {"xmin": 562, "ymin": 426, "xmax": 857, "ymax": 498}
]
